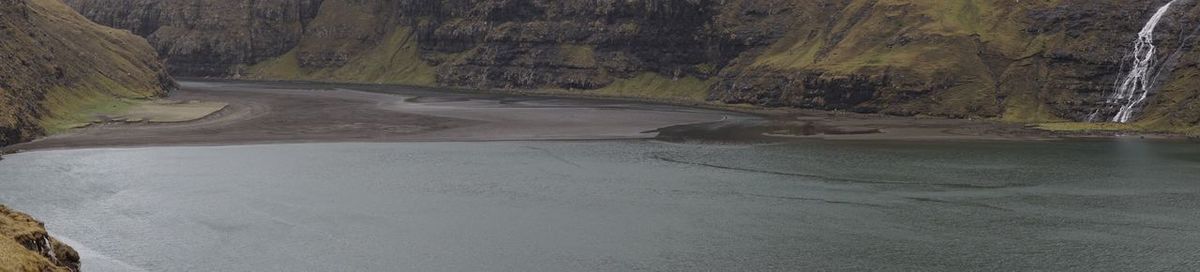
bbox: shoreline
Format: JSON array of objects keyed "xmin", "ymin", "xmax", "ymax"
[
  {"xmin": 196, "ymin": 78, "xmax": 1200, "ymax": 140},
  {"xmin": 7, "ymin": 133, "xmax": 1194, "ymax": 157},
  {"xmin": 0, "ymin": 205, "xmax": 80, "ymax": 272},
  {"xmin": 2, "ymin": 80, "xmax": 734, "ymax": 153},
  {"xmin": 3, "ymin": 79, "xmax": 1194, "ymax": 154}
]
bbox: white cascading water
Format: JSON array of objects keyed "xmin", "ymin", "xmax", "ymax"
[
  {"xmin": 1107, "ymin": 0, "xmax": 1178, "ymax": 123},
  {"xmin": 43, "ymin": 237, "xmax": 58, "ymax": 264}
]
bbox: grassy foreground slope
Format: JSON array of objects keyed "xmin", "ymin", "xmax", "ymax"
[
  {"xmin": 0, "ymin": 205, "xmax": 78, "ymax": 272},
  {"xmin": 0, "ymin": 0, "xmax": 173, "ymax": 147}
]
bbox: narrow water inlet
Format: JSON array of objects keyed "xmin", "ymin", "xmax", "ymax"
[{"xmin": 1104, "ymin": 0, "xmax": 1180, "ymax": 123}]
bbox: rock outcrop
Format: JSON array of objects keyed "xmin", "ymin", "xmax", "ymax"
[
  {"xmin": 64, "ymin": 0, "xmax": 1200, "ymax": 130},
  {"xmin": 0, "ymin": 205, "xmax": 79, "ymax": 272},
  {"xmin": 65, "ymin": 0, "xmax": 323, "ymax": 76},
  {"xmin": 0, "ymin": 0, "xmax": 174, "ymax": 147}
]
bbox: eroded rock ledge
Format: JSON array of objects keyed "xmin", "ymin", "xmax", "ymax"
[{"xmin": 0, "ymin": 205, "xmax": 80, "ymax": 272}]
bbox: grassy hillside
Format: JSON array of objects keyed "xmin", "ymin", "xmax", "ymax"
[
  {"xmin": 738, "ymin": 0, "xmax": 1048, "ymax": 118},
  {"xmin": 714, "ymin": 0, "xmax": 1199, "ymax": 131},
  {"xmin": 594, "ymin": 73, "xmax": 715, "ymax": 102},
  {"xmin": 0, "ymin": 205, "xmax": 78, "ymax": 272},
  {"xmin": 65, "ymin": 0, "xmax": 1200, "ymax": 131},
  {"xmin": 246, "ymin": 27, "xmax": 436, "ymax": 86},
  {"xmin": 1, "ymin": 0, "xmax": 173, "ymax": 146},
  {"xmin": 240, "ymin": 0, "xmax": 433, "ymax": 85}
]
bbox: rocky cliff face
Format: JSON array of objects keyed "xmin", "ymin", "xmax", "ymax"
[
  {"xmin": 0, "ymin": 0, "xmax": 174, "ymax": 147},
  {"xmin": 0, "ymin": 205, "xmax": 79, "ymax": 272},
  {"xmin": 706, "ymin": 0, "xmax": 1200, "ymax": 130},
  {"xmin": 64, "ymin": 0, "xmax": 1200, "ymax": 130},
  {"xmin": 66, "ymin": 0, "xmax": 323, "ymax": 76}
]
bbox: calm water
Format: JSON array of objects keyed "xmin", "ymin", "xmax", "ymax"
[{"xmin": 1, "ymin": 140, "xmax": 1199, "ymax": 271}]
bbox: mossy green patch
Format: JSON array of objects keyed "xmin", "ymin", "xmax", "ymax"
[
  {"xmin": 245, "ymin": 49, "xmax": 304, "ymax": 80},
  {"xmin": 921, "ymin": 79, "xmax": 1000, "ymax": 118},
  {"xmin": 1035, "ymin": 121, "xmax": 1199, "ymax": 136},
  {"xmin": 325, "ymin": 27, "xmax": 436, "ymax": 85},
  {"xmin": 1001, "ymin": 94, "xmax": 1067, "ymax": 123},
  {"xmin": 1135, "ymin": 67, "xmax": 1200, "ymax": 132},
  {"xmin": 559, "ymin": 45, "xmax": 596, "ymax": 68},
  {"xmin": 594, "ymin": 73, "xmax": 715, "ymax": 102},
  {"xmin": 1, "ymin": 205, "xmax": 74, "ymax": 272},
  {"xmin": 4, "ymin": 0, "xmax": 171, "ymax": 142},
  {"xmin": 748, "ymin": 0, "xmax": 1022, "ymax": 78},
  {"xmin": 37, "ymin": 71, "xmax": 163, "ymax": 134},
  {"xmin": 1035, "ymin": 122, "xmax": 1141, "ymax": 132},
  {"xmin": 760, "ymin": 13, "xmax": 1022, "ymax": 75},
  {"xmin": 246, "ymin": 27, "xmax": 435, "ymax": 86},
  {"xmin": 37, "ymin": 85, "xmax": 135, "ymax": 134}
]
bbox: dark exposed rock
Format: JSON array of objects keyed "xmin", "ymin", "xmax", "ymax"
[
  {"xmin": 64, "ymin": 0, "xmax": 324, "ymax": 76},
  {"xmin": 0, "ymin": 204, "xmax": 80, "ymax": 272},
  {"xmin": 407, "ymin": 0, "xmax": 731, "ymax": 89},
  {"xmin": 64, "ymin": 0, "xmax": 1200, "ymax": 129}
]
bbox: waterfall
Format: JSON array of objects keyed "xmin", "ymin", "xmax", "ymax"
[
  {"xmin": 43, "ymin": 237, "xmax": 58, "ymax": 264},
  {"xmin": 1106, "ymin": 0, "xmax": 1178, "ymax": 123}
]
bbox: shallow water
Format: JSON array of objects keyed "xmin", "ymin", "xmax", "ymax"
[{"xmin": 1, "ymin": 140, "xmax": 1198, "ymax": 271}]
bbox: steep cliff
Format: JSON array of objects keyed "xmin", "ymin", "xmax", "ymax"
[
  {"xmin": 0, "ymin": 205, "xmax": 79, "ymax": 272},
  {"xmin": 64, "ymin": 0, "xmax": 1200, "ymax": 130},
  {"xmin": 711, "ymin": 0, "xmax": 1200, "ymax": 131},
  {"xmin": 0, "ymin": 0, "xmax": 174, "ymax": 147},
  {"xmin": 65, "ymin": 0, "xmax": 322, "ymax": 76}
]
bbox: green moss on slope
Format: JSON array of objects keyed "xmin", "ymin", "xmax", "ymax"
[
  {"xmin": 246, "ymin": 27, "xmax": 435, "ymax": 86},
  {"xmin": 1135, "ymin": 67, "xmax": 1200, "ymax": 134},
  {"xmin": 594, "ymin": 73, "xmax": 715, "ymax": 102},
  {"xmin": 245, "ymin": 49, "xmax": 304, "ymax": 80},
  {"xmin": 0, "ymin": 205, "xmax": 79, "ymax": 272},
  {"xmin": 1, "ymin": 0, "xmax": 172, "ymax": 146},
  {"xmin": 243, "ymin": 0, "xmax": 434, "ymax": 86},
  {"xmin": 559, "ymin": 45, "xmax": 597, "ymax": 68}
]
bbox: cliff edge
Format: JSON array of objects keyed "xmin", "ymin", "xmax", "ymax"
[
  {"xmin": 0, "ymin": 0, "xmax": 175, "ymax": 147},
  {"xmin": 0, "ymin": 205, "xmax": 79, "ymax": 272}
]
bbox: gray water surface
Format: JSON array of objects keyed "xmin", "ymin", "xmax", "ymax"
[{"xmin": 2, "ymin": 140, "xmax": 1199, "ymax": 271}]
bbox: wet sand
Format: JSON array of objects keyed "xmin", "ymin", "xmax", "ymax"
[
  {"xmin": 3, "ymin": 79, "xmax": 1113, "ymax": 153},
  {"xmin": 653, "ymin": 113, "xmax": 1058, "ymax": 143},
  {"xmin": 116, "ymin": 100, "xmax": 228, "ymax": 123},
  {"xmin": 4, "ymin": 80, "xmax": 735, "ymax": 152}
]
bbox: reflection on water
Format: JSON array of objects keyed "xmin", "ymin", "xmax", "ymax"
[{"xmin": 0, "ymin": 140, "xmax": 1198, "ymax": 271}]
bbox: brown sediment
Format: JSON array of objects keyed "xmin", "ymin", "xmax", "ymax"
[
  {"xmin": 0, "ymin": 205, "xmax": 79, "ymax": 272},
  {"xmin": 651, "ymin": 105, "xmax": 1195, "ymax": 143},
  {"xmin": 5, "ymin": 80, "xmax": 1182, "ymax": 153},
  {"xmin": 652, "ymin": 110, "xmax": 1050, "ymax": 143},
  {"xmin": 2, "ymin": 80, "xmax": 732, "ymax": 152}
]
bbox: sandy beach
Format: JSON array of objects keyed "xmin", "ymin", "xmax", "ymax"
[
  {"xmin": 3, "ymin": 79, "xmax": 1145, "ymax": 153},
  {"xmin": 3, "ymin": 80, "xmax": 734, "ymax": 152}
]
